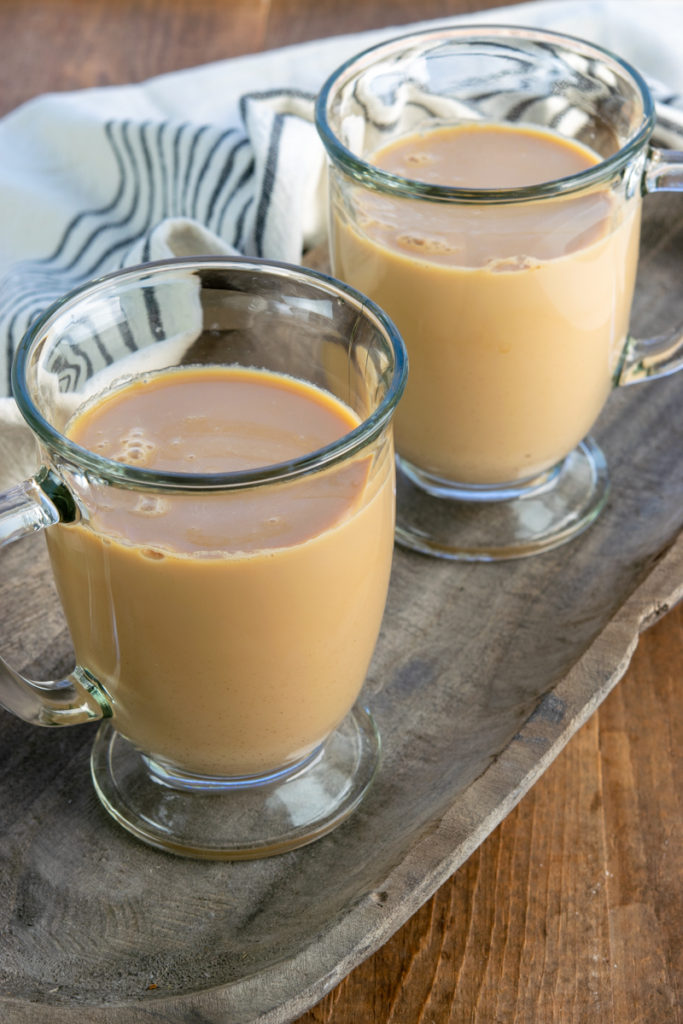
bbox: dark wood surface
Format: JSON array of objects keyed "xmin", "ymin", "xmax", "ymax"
[
  {"xmin": 0, "ymin": 2, "xmax": 680, "ymax": 1023},
  {"xmin": 300, "ymin": 601, "xmax": 683, "ymax": 1024}
]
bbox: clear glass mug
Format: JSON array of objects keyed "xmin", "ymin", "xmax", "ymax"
[
  {"xmin": 0, "ymin": 257, "xmax": 407, "ymax": 859},
  {"xmin": 315, "ymin": 25, "xmax": 683, "ymax": 560}
]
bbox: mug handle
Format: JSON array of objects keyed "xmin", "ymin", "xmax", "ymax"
[
  {"xmin": 0, "ymin": 467, "xmax": 112, "ymax": 726},
  {"xmin": 617, "ymin": 146, "xmax": 683, "ymax": 386}
]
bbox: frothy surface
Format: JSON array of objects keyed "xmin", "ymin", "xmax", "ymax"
[{"xmin": 65, "ymin": 366, "xmax": 367, "ymax": 554}]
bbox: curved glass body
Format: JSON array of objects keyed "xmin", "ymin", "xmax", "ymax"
[
  {"xmin": 1, "ymin": 257, "xmax": 407, "ymax": 858},
  {"xmin": 316, "ymin": 26, "xmax": 683, "ymax": 559}
]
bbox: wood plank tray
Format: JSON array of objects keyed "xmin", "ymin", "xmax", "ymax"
[{"xmin": 0, "ymin": 181, "xmax": 681, "ymax": 1023}]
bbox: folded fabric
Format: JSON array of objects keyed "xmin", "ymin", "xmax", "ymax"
[{"xmin": 0, "ymin": 0, "xmax": 682, "ymax": 485}]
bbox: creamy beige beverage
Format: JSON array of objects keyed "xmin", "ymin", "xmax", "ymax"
[
  {"xmin": 46, "ymin": 366, "xmax": 394, "ymax": 777},
  {"xmin": 331, "ymin": 123, "xmax": 641, "ymax": 484}
]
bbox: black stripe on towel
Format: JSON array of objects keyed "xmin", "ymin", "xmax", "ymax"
[{"xmin": 253, "ymin": 113, "xmax": 284, "ymax": 258}]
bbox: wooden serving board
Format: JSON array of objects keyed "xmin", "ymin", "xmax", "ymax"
[{"xmin": 0, "ymin": 188, "xmax": 681, "ymax": 1023}]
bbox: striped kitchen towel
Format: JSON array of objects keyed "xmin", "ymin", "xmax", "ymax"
[{"xmin": 0, "ymin": 0, "xmax": 681, "ymax": 439}]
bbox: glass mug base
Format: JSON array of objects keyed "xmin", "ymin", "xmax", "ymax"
[
  {"xmin": 90, "ymin": 706, "xmax": 380, "ymax": 860},
  {"xmin": 395, "ymin": 437, "xmax": 609, "ymax": 562}
]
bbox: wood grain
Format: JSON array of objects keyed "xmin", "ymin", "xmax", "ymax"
[
  {"xmin": 0, "ymin": 0, "xmax": 269, "ymax": 114},
  {"xmin": 261, "ymin": 0, "xmax": 525, "ymax": 49},
  {"xmin": 297, "ymin": 601, "xmax": 682, "ymax": 1024},
  {"xmin": 0, "ymin": 2, "xmax": 680, "ymax": 1023}
]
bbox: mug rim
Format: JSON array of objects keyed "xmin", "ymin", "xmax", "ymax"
[
  {"xmin": 314, "ymin": 23, "xmax": 656, "ymax": 204},
  {"xmin": 13, "ymin": 256, "xmax": 408, "ymax": 492}
]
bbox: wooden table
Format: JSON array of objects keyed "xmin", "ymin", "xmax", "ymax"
[{"xmin": 0, "ymin": 2, "xmax": 679, "ymax": 1022}]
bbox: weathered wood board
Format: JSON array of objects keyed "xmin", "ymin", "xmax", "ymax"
[{"xmin": 0, "ymin": 184, "xmax": 681, "ymax": 1023}]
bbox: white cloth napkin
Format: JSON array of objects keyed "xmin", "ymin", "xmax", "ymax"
[{"xmin": 0, "ymin": 0, "xmax": 682, "ymax": 484}]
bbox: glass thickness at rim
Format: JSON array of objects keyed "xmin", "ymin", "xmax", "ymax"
[
  {"xmin": 315, "ymin": 23, "xmax": 656, "ymax": 204},
  {"xmin": 12, "ymin": 256, "xmax": 407, "ymax": 493}
]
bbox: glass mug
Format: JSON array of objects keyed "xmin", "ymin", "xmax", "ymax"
[
  {"xmin": 316, "ymin": 25, "xmax": 683, "ymax": 560},
  {"xmin": 0, "ymin": 257, "xmax": 407, "ymax": 859}
]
